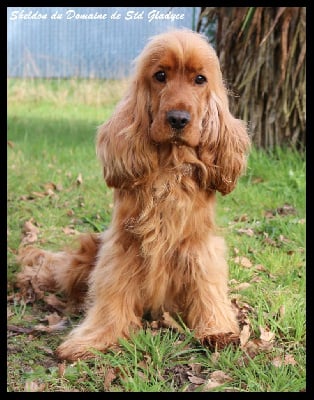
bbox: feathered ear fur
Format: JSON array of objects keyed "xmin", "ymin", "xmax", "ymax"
[
  {"xmin": 199, "ymin": 89, "xmax": 250, "ymax": 195},
  {"xmin": 96, "ymin": 79, "xmax": 157, "ymax": 189}
]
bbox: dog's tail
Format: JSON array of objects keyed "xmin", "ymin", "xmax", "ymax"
[{"xmin": 16, "ymin": 233, "xmax": 102, "ymax": 310}]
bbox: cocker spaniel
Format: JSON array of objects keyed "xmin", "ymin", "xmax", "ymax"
[{"xmin": 17, "ymin": 29, "xmax": 250, "ymax": 361}]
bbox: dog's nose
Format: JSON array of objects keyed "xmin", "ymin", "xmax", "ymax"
[{"xmin": 166, "ymin": 110, "xmax": 191, "ymax": 130}]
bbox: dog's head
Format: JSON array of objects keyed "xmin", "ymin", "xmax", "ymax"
[{"xmin": 97, "ymin": 29, "xmax": 250, "ymax": 194}]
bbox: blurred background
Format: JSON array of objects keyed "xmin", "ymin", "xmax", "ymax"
[
  {"xmin": 7, "ymin": 6, "xmax": 305, "ymax": 149},
  {"xmin": 7, "ymin": 7, "xmax": 199, "ymax": 79}
]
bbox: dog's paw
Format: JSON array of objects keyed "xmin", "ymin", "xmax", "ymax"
[
  {"xmin": 201, "ymin": 332, "xmax": 240, "ymax": 350},
  {"xmin": 56, "ymin": 339, "xmax": 101, "ymax": 361}
]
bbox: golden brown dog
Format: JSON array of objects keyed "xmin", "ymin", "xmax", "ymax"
[{"xmin": 17, "ymin": 29, "xmax": 250, "ymax": 361}]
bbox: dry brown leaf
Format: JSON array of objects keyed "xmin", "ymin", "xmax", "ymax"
[
  {"xmin": 255, "ymin": 264, "xmax": 267, "ymax": 271},
  {"xmin": 188, "ymin": 375, "xmax": 206, "ymax": 385},
  {"xmin": 31, "ymin": 191, "xmax": 46, "ymax": 198},
  {"xmin": 259, "ymin": 326, "xmax": 275, "ymax": 342},
  {"xmin": 279, "ymin": 305, "xmax": 285, "ymax": 318},
  {"xmin": 8, "ymin": 140, "xmax": 15, "ymax": 148},
  {"xmin": 43, "ymin": 182, "xmax": 57, "ymax": 191},
  {"xmin": 21, "ymin": 232, "xmax": 38, "ymax": 245},
  {"xmin": 284, "ymin": 354, "xmax": 297, "ymax": 366},
  {"xmin": 234, "ymin": 256, "xmax": 253, "ymax": 268},
  {"xmin": 76, "ymin": 173, "xmax": 83, "ymax": 185},
  {"xmin": 104, "ymin": 367, "xmax": 118, "ymax": 390},
  {"xmin": 189, "ymin": 363, "xmax": 202, "ymax": 374},
  {"xmin": 239, "ymin": 324, "xmax": 251, "ymax": 348},
  {"xmin": 252, "ymin": 177, "xmax": 264, "ymax": 184},
  {"xmin": 34, "ymin": 313, "xmax": 67, "ymax": 332},
  {"xmin": 272, "ymin": 356, "xmax": 283, "ymax": 367},
  {"xmin": 204, "ymin": 379, "xmax": 222, "ymax": 390},
  {"xmin": 234, "ymin": 214, "xmax": 248, "ymax": 222},
  {"xmin": 272, "ymin": 354, "xmax": 297, "ymax": 368},
  {"xmin": 210, "ymin": 370, "xmax": 233, "ymax": 383},
  {"xmin": 45, "ymin": 188, "xmax": 55, "ymax": 197},
  {"xmin": 263, "ymin": 236, "xmax": 278, "ymax": 247},
  {"xmin": 62, "ymin": 226, "xmax": 80, "ymax": 235},
  {"xmin": 264, "ymin": 210, "xmax": 275, "ymax": 219},
  {"xmin": 276, "ymin": 204, "xmax": 296, "ymax": 216},
  {"xmin": 24, "ymin": 381, "xmax": 46, "ymax": 392},
  {"xmin": 250, "ymin": 275, "xmax": 262, "ymax": 283},
  {"xmin": 211, "ymin": 351, "xmax": 220, "ymax": 364},
  {"xmin": 236, "ymin": 228, "xmax": 255, "ymax": 237},
  {"xmin": 45, "ymin": 312, "xmax": 63, "ymax": 326},
  {"xmin": 233, "ymin": 282, "xmax": 251, "ymax": 291},
  {"xmin": 278, "ymin": 234, "xmax": 290, "ymax": 243},
  {"xmin": 22, "ymin": 220, "xmax": 39, "ymax": 235},
  {"xmin": 58, "ymin": 362, "xmax": 66, "ymax": 378}
]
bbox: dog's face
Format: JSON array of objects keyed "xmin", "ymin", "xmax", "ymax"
[{"xmin": 137, "ymin": 31, "xmax": 223, "ymax": 148}]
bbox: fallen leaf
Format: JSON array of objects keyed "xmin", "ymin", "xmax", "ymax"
[
  {"xmin": 263, "ymin": 236, "xmax": 278, "ymax": 247},
  {"xmin": 236, "ymin": 228, "xmax": 255, "ymax": 237},
  {"xmin": 259, "ymin": 326, "xmax": 275, "ymax": 342},
  {"xmin": 234, "ymin": 214, "xmax": 248, "ymax": 222},
  {"xmin": 264, "ymin": 210, "xmax": 275, "ymax": 219},
  {"xmin": 255, "ymin": 264, "xmax": 267, "ymax": 272},
  {"xmin": 8, "ymin": 140, "xmax": 15, "ymax": 148},
  {"xmin": 271, "ymin": 354, "xmax": 297, "ymax": 368},
  {"xmin": 21, "ymin": 220, "xmax": 40, "ymax": 244},
  {"xmin": 250, "ymin": 275, "xmax": 262, "ymax": 283},
  {"xmin": 239, "ymin": 324, "xmax": 251, "ymax": 348},
  {"xmin": 276, "ymin": 204, "xmax": 296, "ymax": 216},
  {"xmin": 43, "ymin": 182, "xmax": 57, "ymax": 191},
  {"xmin": 252, "ymin": 177, "xmax": 264, "ymax": 184},
  {"xmin": 188, "ymin": 374, "xmax": 206, "ymax": 385},
  {"xmin": 62, "ymin": 226, "xmax": 80, "ymax": 235},
  {"xmin": 45, "ymin": 312, "xmax": 63, "ymax": 326},
  {"xmin": 34, "ymin": 313, "xmax": 68, "ymax": 332},
  {"xmin": 22, "ymin": 219, "xmax": 39, "ymax": 235},
  {"xmin": 204, "ymin": 379, "xmax": 222, "ymax": 390},
  {"xmin": 211, "ymin": 351, "xmax": 220, "ymax": 364},
  {"xmin": 189, "ymin": 363, "xmax": 202, "ymax": 374},
  {"xmin": 76, "ymin": 173, "xmax": 83, "ymax": 185},
  {"xmin": 279, "ymin": 305, "xmax": 285, "ymax": 318},
  {"xmin": 58, "ymin": 362, "xmax": 66, "ymax": 378},
  {"xmin": 234, "ymin": 256, "xmax": 253, "ymax": 268},
  {"xmin": 233, "ymin": 282, "xmax": 251, "ymax": 291},
  {"xmin": 278, "ymin": 235, "xmax": 290, "ymax": 243},
  {"xmin": 272, "ymin": 356, "xmax": 283, "ymax": 367},
  {"xmin": 104, "ymin": 367, "xmax": 118, "ymax": 390},
  {"xmin": 210, "ymin": 370, "xmax": 233, "ymax": 383},
  {"xmin": 31, "ymin": 191, "xmax": 46, "ymax": 198},
  {"xmin": 24, "ymin": 381, "xmax": 46, "ymax": 392},
  {"xmin": 7, "ymin": 325, "xmax": 34, "ymax": 334},
  {"xmin": 284, "ymin": 354, "xmax": 297, "ymax": 366}
]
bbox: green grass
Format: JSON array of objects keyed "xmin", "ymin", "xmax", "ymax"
[{"xmin": 7, "ymin": 78, "xmax": 306, "ymax": 392}]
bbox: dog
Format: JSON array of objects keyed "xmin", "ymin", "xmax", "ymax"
[{"xmin": 17, "ymin": 29, "xmax": 250, "ymax": 361}]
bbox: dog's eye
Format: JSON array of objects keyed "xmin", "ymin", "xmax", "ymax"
[
  {"xmin": 195, "ymin": 75, "xmax": 207, "ymax": 85},
  {"xmin": 154, "ymin": 71, "xmax": 166, "ymax": 83}
]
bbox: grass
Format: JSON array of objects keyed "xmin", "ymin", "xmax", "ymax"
[{"xmin": 7, "ymin": 78, "xmax": 306, "ymax": 392}]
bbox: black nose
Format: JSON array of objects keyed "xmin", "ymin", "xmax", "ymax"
[{"xmin": 166, "ymin": 110, "xmax": 191, "ymax": 130}]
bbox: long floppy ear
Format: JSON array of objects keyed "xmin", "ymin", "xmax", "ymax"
[
  {"xmin": 199, "ymin": 90, "xmax": 250, "ymax": 195},
  {"xmin": 96, "ymin": 79, "xmax": 157, "ymax": 189}
]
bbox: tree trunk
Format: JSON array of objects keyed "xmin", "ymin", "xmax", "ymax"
[{"xmin": 197, "ymin": 7, "xmax": 306, "ymax": 149}]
